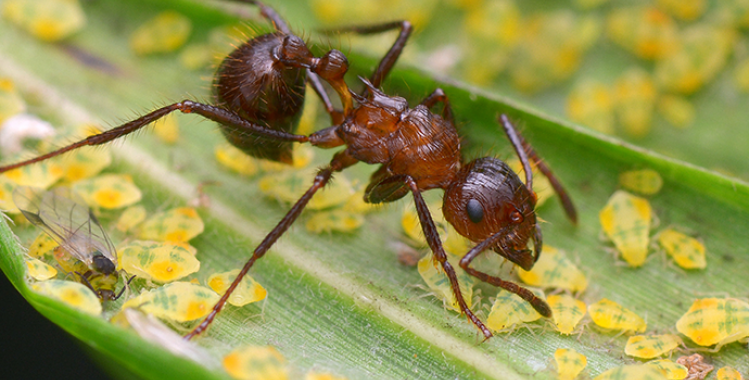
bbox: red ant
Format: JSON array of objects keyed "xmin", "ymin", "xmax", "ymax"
[{"xmin": 0, "ymin": 0, "xmax": 576, "ymax": 340}]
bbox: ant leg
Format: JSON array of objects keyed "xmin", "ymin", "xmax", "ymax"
[
  {"xmin": 321, "ymin": 21, "xmax": 413, "ymax": 89},
  {"xmin": 457, "ymin": 233, "xmax": 552, "ymax": 318},
  {"xmin": 185, "ymin": 150, "xmax": 358, "ymax": 340},
  {"xmin": 403, "ymin": 176, "xmax": 493, "ymax": 340},
  {"xmin": 420, "ymin": 88, "xmax": 454, "ymax": 124},
  {"xmin": 498, "ymin": 115, "xmax": 577, "ymax": 224},
  {"xmin": 0, "ymin": 100, "xmax": 309, "ymax": 173}
]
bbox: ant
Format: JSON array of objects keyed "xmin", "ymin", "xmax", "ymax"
[{"xmin": 0, "ymin": 0, "xmax": 577, "ymax": 340}]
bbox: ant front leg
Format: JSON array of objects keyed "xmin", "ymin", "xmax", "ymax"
[
  {"xmin": 499, "ymin": 115, "xmax": 577, "ymax": 224},
  {"xmin": 403, "ymin": 176, "xmax": 493, "ymax": 340},
  {"xmin": 457, "ymin": 233, "xmax": 553, "ymax": 318},
  {"xmin": 185, "ymin": 150, "xmax": 358, "ymax": 339},
  {"xmin": 0, "ymin": 101, "xmax": 308, "ymax": 173}
]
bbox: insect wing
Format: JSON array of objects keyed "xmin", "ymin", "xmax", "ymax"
[{"xmin": 13, "ymin": 186, "xmax": 117, "ymax": 267}]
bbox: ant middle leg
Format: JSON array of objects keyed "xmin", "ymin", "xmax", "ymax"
[
  {"xmin": 420, "ymin": 88, "xmax": 455, "ymax": 124},
  {"xmin": 185, "ymin": 150, "xmax": 358, "ymax": 339},
  {"xmin": 498, "ymin": 115, "xmax": 577, "ymax": 224},
  {"xmin": 0, "ymin": 100, "xmax": 309, "ymax": 173},
  {"xmin": 403, "ymin": 175, "xmax": 493, "ymax": 339}
]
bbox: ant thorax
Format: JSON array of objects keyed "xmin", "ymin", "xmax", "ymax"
[{"xmin": 340, "ymin": 85, "xmax": 462, "ymax": 191}]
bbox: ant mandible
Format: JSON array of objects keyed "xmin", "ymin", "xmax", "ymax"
[{"xmin": 0, "ymin": 0, "xmax": 577, "ymax": 340}]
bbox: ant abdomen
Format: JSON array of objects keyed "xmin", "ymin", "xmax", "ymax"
[
  {"xmin": 443, "ymin": 157, "xmax": 537, "ymax": 270},
  {"xmin": 214, "ymin": 32, "xmax": 307, "ymax": 164}
]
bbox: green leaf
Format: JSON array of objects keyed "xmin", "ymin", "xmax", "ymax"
[{"xmin": 0, "ymin": 1, "xmax": 747, "ymax": 379}]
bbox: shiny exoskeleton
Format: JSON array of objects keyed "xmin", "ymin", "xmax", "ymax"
[{"xmin": 0, "ymin": 0, "xmax": 576, "ymax": 340}]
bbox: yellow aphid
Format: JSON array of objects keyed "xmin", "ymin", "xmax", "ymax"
[
  {"xmin": 517, "ymin": 245, "xmax": 588, "ymax": 292},
  {"xmin": 593, "ymin": 364, "xmax": 667, "ymax": 380},
  {"xmin": 717, "ymin": 367, "xmax": 744, "ymax": 380},
  {"xmin": 27, "ymin": 231, "xmax": 57, "ymax": 258},
  {"xmin": 655, "ymin": 25, "xmax": 735, "ymax": 94},
  {"xmin": 624, "ymin": 334, "xmax": 682, "ymax": 359},
  {"xmin": 118, "ymin": 241, "xmax": 200, "ymax": 283},
  {"xmin": 0, "ymin": 77, "xmax": 26, "ymax": 123},
  {"xmin": 341, "ymin": 188, "xmax": 379, "ymax": 214},
  {"xmin": 214, "ymin": 143, "xmax": 258, "ymax": 176},
  {"xmin": 458, "ymin": 1, "xmax": 520, "ymax": 84},
  {"xmin": 305, "ymin": 373, "xmax": 348, "ymax": 380},
  {"xmin": 644, "ymin": 360, "xmax": 688, "ymax": 380},
  {"xmin": 599, "ymin": 190, "xmax": 652, "ymax": 267},
  {"xmin": 508, "ymin": 11, "xmax": 600, "ymax": 93},
  {"xmin": 675, "ymin": 298, "xmax": 749, "ymax": 347},
  {"xmin": 507, "ymin": 158, "xmax": 554, "ymax": 207},
  {"xmin": 619, "ymin": 169, "xmax": 663, "ymax": 196},
  {"xmin": 657, "ymin": 95, "xmax": 694, "ymax": 129},
  {"xmin": 2, "ymin": 0, "xmax": 86, "ymax": 42},
  {"xmin": 259, "ymin": 169, "xmax": 353, "ymax": 211},
  {"xmin": 151, "ymin": 113, "xmax": 179, "ymax": 144},
  {"xmin": 486, "ymin": 288, "xmax": 546, "ymax": 332},
  {"xmin": 116, "ymin": 205, "xmax": 147, "ymax": 233},
  {"xmin": 305, "ymin": 209, "xmax": 364, "ymax": 233},
  {"xmin": 129, "ymin": 11, "xmax": 192, "ymax": 55},
  {"xmin": 566, "ymin": 79, "xmax": 614, "ymax": 134},
  {"xmin": 2, "ymin": 160, "xmax": 63, "ymax": 189},
  {"xmin": 137, "ymin": 207, "xmax": 204, "ymax": 243},
  {"xmin": 547, "ymin": 294, "xmax": 587, "ymax": 335},
  {"xmin": 258, "ymin": 144, "xmax": 315, "ymax": 172},
  {"xmin": 25, "ymin": 258, "xmax": 57, "ymax": 280},
  {"xmin": 207, "ymin": 269, "xmax": 267, "ymax": 307},
  {"xmin": 179, "ymin": 43, "xmax": 213, "ymax": 71},
  {"xmin": 402, "ymin": 202, "xmax": 469, "ymax": 256},
  {"xmin": 614, "ymin": 68, "xmax": 657, "ymax": 138},
  {"xmin": 31, "ymin": 280, "xmax": 102, "ymax": 316},
  {"xmin": 417, "ymin": 253, "xmax": 474, "ymax": 313},
  {"xmin": 122, "ymin": 282, "xmax": 218, "ymax": 322},
  {"xmin": 606, "ymin": 6, "xmax": 678, "ymax": 60},
  {"xmin": 735, "ymin": 58, "xmax": 749, "ymax": 93},
  {"xmin": 223, "ymin": 345, "xmax": 288, "ymax": 380},
  {"xmin": 58, "ymin": 147, "xmax": 112, "ymax": 182},
  {"xmin": 554, "ymin": 348, "xmax": 587, "ymax": 380},
  {"xmin": 73, "ymin": 174, "xmax": 142, "ymax": 209},
  {"xmin": 656, "ymin": 0, "xmax": 706, "ymax": 20},
  {"xmin": 657, "ymin": 228, "xmax": 706, "ymax": 270},
  {"xmin": 588, "ymin": 298, "xmax": 647, "ymax": 333}
]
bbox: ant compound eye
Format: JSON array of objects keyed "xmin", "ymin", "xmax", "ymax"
[
  {"xmin": 510, "ymin": 210, "xmax": 524, "ymax": 224},
  {"xmin": 466, "ymin": 198, "xmax": 484, "ymax": 223}
]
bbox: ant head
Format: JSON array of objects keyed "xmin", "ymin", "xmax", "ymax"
[{"xmin": 443, "ymin": 157, "xmax": 538, "ymax": 269}]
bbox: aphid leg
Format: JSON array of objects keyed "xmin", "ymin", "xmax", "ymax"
[
  {"xmin": 403, "ymin": 176, "xmax": 493, "ymax": 339},
  {"xmin": 0, "ymin": 101, "xmax": 309, "ymax": 173},
  {"xmin": 113, "ymin": 273, "xmax": 137, "ymax": 301},
  {"xmin": 185, "ymin": 151, "xmax": 358, "ymax": 340},
  {"xmin": 498, "ymin": 114, "xmax": 577, "ymax": 224},
  {"xmin": 458, "ymin": 235, "xmax": 552, "ymax": 318},
  {"xmin": 420, "ymin": 88, "xmax": 455, "ymax": 124}
]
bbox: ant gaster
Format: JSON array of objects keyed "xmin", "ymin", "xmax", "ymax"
[{"xmin": 0, "ymin": 0, "xmax": 577, "ymax": 340}]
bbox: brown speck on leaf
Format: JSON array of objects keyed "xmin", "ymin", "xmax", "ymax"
[{"xmin": 676, "ymin": 353, "xmax": 714, "ymax": 380}]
